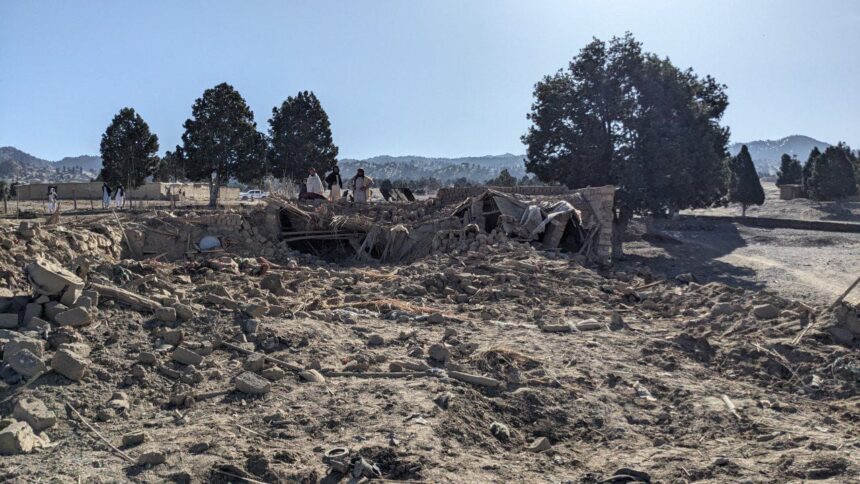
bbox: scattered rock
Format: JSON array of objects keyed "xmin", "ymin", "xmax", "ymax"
[
  {"xmin": 490, "ymin": 421, "xmax": 510, "ymax": 442},
  {"xmin": 8, "ymin": 348, "xmax": 48, "ymax": 378},
  {"xmin": 299, "ymin": 369, "xmax": 325, "ymax": 383},
  {"xmin": 55, "ymin": 307, "xmax": 91, "ymax": 327},
  {"xmin": 13, "ymin": 398, "xmax": 56, "ymax": 432},
  {"xmin": 753, "ymin": 304, "xmax": 779, "ymax": 320},
  {"xmin": 137, "ymin": 451, "xmax": 167, "ymax": 466},
  {"xmin": 234, "ymin": 371, "xmax": 271, "ymax": 394},
  {"xmin": 0, "ymin": 421, "xmax": 43, "ymax": 455},
  {"xmin": 428, "ymin": 343, "xmax": 451, "ymax": 363},
  {"xmin": 172, "ymin": 347, "xmax": 204, "ymax": 366},
  {"xmin": 155, "ymin": 306, "xmax": 177, "ymax": 322},
  {"xmin": 122, "ymin": 431, "xmax": 147, "ymax": 447},
  {"xmin": 243, "ymin": 354, "xmax": 266, "ymax": 372},
  {"xmin": 367, "ymin": 334, "xmax": 385, "ymax": 347},
  {"xmin": 0, "ymin": 313, "xmax": 18, "ymax": 329},
  {"xmin": 174, "ymin": 303, "xmax": 195, "ymax": 321},
  {"xmin": 51, "ymin": 349, "xmax": 90, "ymax": 381},
  {"xmin": 527, "ymin": 436, "xmax": 551, "ymax": 452},
  {"xmin": 261, "ymin": 366, "xmax": 286, "ymax": 381}
]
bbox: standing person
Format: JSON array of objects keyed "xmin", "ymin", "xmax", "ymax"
[
  {"xmin": 101, "ymin": 182, "xmax": 112, "ymax": 209},
  {"xmin": 46, "ymin": 186, "xmax": 57, "ymax": 214},
  {"xmin": 349, "ymin": 168, "xmax": 374, "ymax": 203},
  {"xmin": 305, "ymin": 168, "xmax": 325, "ymax": 197},
  {"xmin": 114, "ymin": 184, "xmax": 125, "ymax": 209},
  {"xmin": 325, "ymin": 166, "xmax": 343, "ymax": 202}
]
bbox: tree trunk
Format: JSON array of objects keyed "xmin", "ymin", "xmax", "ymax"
[
  {"xmin": 209, "ymin": 172, "xmax": 220, "ymax": 208},
  {"xmin": 742, "ymin": 204, "xmax": 747, "ymax": 217},
  {"xmin": 611, "ymin": 206, "xmax": 633, "ymax": 260}
]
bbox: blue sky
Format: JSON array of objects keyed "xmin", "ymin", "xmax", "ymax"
[{"xmin": 1, "ymin": 0, "xmax": 858, "ymax": 160}]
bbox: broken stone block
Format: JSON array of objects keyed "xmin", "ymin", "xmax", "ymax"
[
  {"xmin": 55, "ymin": 307, "xmax": 91, "ymax": 327},
  {"xmin": 367, "ymin": 334, "xmax": 385, "ymax": 347},
  {"xmin": 0, "ymin": 313, "xmax": 18, "ymax": 329},
  {"xmin": 260, "ymin": 273, "xmax": 285, "ymax": 295},
  {"xmin": 122, "ymin": 431, "xmax": 147, "ymax": 447},
  {"xmin": 3, "ymin": 335, "xmax": 46, "ymax": 361},
  {"xmin": 137, "ymin": 351, "xmax": 158, "ymax": 365},
  {"xmin": 24, "ymin": 316, "xmax": 50, "ymax": 332},
  {"xmin": 82, "ymin": 290, "xmax": 99, "ymax": 307},
  {"xmin": 261, "ymin": 366, "xmax": 286, "ymax": 381},
  {"xmin": 299, "ymin": 369, "xmax": 325, "ymax": 383},
  {"xmin": 0, "ymin": 421, "xmax": 42, "ymax": 455},
  {"xmin": 23, "ymin": 303, "xmax": 42, "ymax": 325},
  {"xmin": 428, "ymin": 343, "xmax": 451, "ymax": 363},
  {"xmin": 137, "ymin": 451, "xmax": 166, "ymax": 466},
  {"xmin": 243, "ymin": 354, "xmax": 266, "ymax": 372},
  {"xmin": 427, "ymin": 313, "xmax": 445, "ymax": 324},
  {"xmin": 174, "ymin": 303, "xmax": 194, "ymax": 321},
  {"xmin": 58, "ymin": 342, "xmax": 92, "ymax": 358},
  {"xmin": 51, "ymin": 349, "xmax": 90, "ymax": 381},
  {"xmin": 72, "ymin": 296, "xmax": 93, "ymax": 310},
  {"xmin": 25, "ymin": 259, "xmax": 84, "ymax": 297},
  {"xmin": 13, "ymin": 397, "xmax": 56, "ymax": 432},
  {"xmin": 527, "ymin": 436, "xmax": 552, "ymax": 452},
  {"xmin": 234, "ymin": 371, "xmax": 271, "ymax": 394},
  {"xmin": 172, "ymin": 347, "xmax": 204, "ymax": 366},
  {"xmin": 753, "ymin": 304, "xmax": 779, "ymax": 320},
  {"xmin": 8, "ymin": 349, "xmax": 47, "ymax": 378},
  {"xmin": 154, "ymin": 306, "xmax": 177, "ymax": 322},
  {"xmin": 163, "ymin": 329, "xmax": 183, "ymax": 346},
  {"xmin": 44, "ymin": 301, "xmax": 69, "ymax": 322},
  {"xmin": 60, "ymin": 286, "xmax": 82, "ymax": 307},
  {"xmin": 710, "ymin": 302, "xmax": 734, "ymax": 316},
  {"xmin": 244, "ymin": 303, "xmax": 268, "ymax": 318}
]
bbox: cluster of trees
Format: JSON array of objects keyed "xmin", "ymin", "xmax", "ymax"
[
  {"xmin": 777, "ymin": 144, "xmax": 858, "ymax": 200},
  {"xmin": 99, "ymin": 84, "xmax": 338, "ymax": 206}
]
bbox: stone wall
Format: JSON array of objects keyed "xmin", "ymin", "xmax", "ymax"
[
  {"xmin": 14, "ymin": 182, "xmax": 240, "ymax": 202},
  {"xmin": 563, "ymin": 185, "xmax": 616, "ymax": 263}
]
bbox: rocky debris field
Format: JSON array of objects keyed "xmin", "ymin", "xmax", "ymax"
[{"xmin": 0, "ymin": 212, "xmax": 859, "ymax": 483}]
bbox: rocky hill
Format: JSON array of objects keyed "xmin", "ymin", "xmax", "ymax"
[{"xmin": 728, "ymin": 135, "xmax": 832, "ymax": 175}]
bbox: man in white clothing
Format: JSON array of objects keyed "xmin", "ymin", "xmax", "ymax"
[
  {"xmin": 349, "ymin": 168, "xmax": 374, "ymax": 203},
  {"xmin": 306, "ymin": 168, "xmax": 325, "ymax": 197}
]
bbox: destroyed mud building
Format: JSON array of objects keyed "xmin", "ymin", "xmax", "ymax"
[{"xmin": 0, "ymin": 185, "xmax": 858, "ymax": 482}]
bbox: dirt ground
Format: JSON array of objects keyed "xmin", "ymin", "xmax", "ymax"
[
  {"xmin": 0, "ymin": 198, "xmax": 858, "ymax": 483},
  {"xmin": 685, "ymin": 181, "xmax": 860, "ymax": 223}
]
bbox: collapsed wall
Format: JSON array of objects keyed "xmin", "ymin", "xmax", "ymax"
[{"xmin": 273, "ymin": 185, "xmax": 617, "ymax": 264}]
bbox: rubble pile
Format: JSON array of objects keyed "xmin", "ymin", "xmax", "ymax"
[{"xmin": 0, "ymin": 207, "xmax": 858, "ymax": 482}]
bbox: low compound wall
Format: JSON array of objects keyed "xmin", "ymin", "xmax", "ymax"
[{"xmin": 14, "ymin": 182, "xmax": 240, "ymax": 201}]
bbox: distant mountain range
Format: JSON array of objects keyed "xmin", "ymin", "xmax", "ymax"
[
  {"xmin": 0, "ymin": 135, "xmax": 837, "ymax": 182},
  {"xmin": 0, "ymin": 146, "xmax": 102, "ymax": 173},
  {"xmin": 338, "ymin": 154, "xmax": 527, "ymax": 182},
  {"xmin": 728, "ymin": 135, "xmax": 831, "ymax": 175}
]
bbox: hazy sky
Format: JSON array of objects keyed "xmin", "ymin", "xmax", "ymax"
[{"xmin": 1, "ymin": 0, "xmax": 858, "ymax": 160}]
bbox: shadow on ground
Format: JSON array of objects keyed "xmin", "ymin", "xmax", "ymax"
[{"xmin": 620, "ymin": 218, "xmax": 765, "ymax": 292}]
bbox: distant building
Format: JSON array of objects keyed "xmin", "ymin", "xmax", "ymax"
[{"xmin": 779, "ymin": 184, "xmax": 805, "ymax": 200}]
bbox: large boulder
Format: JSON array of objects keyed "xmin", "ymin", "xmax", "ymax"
[
  {"xmin": 13, "ymin": 398, "xmax": 56, "ymax": 432},
  {"xmin": 0, "ymin": 421, "xmax": 44, "ymax": 455}
]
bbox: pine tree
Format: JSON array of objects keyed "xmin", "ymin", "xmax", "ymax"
[
  {"xmin": 488, "ymin": 168, "xmax": 517, "ymax": 187},
  {"xmin": 522, "ymin": 33, "xmax": 730, "ymax": 257},
  {"xmin": 801, "ymin": 146, "xmax": 821, "ymax": 193},
  {"xmin": 180, "ymin": 83, "xmax": 267, "ymax": 207},
  {"xmin": 776, "ymin": 153, "xmax": 802, "ymax": 185},
  {"xmin": 729, "ymin": 145, "xmax": 765, "ymax": 216},
  {"xmin": 99, "ymin": 108, "xmax": 159, "ymax": 189},
  {"xmin": 806, "ymin": 145, "xmax": 858, "ymax": 200},
  {"xmin": 268, "ymin": 91, "xmax": 338, "ymax": 180}
]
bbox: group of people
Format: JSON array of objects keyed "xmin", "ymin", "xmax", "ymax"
[
  {"xmin": 304, "ymin": 166, "xmax": 374, "ymax": 203},
  {"xmin": 101, "ymin": 182, "xmax": 125, "ymax": 209}
]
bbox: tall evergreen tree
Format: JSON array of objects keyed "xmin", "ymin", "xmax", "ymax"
[
  {"xmin": 180, "ymin": 83, "xmax": 267, "ymax": 207},
  {"xmin": 268, "ymin": 91, "xmax": 338, "ymax": 180},
  {"xmin": 729, "ymin": 145, "xmax": 765, "ymax": 216},
  {"xmin": 487, "ymin": 168, "xmax": 517, "ymax": 186},
  {"xmin": 99, "ymin": 107, "xmax": 160, "ymax": 189},
  {"xmin": 776, "ymin": 153, "xmax": 802, "ymax": 185},
  {"xmin": 801, "ymin": 146, "xmax": 821, "ymax": 193},
  {"xmin": 154, "ymin": 146, "xmax": 186, "ymax": 182},
  {"xmin": 522, "ymin": 33, "xmax": 730, "ymax": 257},
  {"xmin": 806, "ymin": 145, "xmax": 858, "ymax": 200}
]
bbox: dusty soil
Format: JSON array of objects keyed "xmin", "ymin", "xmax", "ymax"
[
  {"xmin": 685, "ymin": 181, "xmax": 860, "ymax": 223},
  {"xmin": 624, "ymin": 219, "xmax": 860, "ymax": 307},
  {"xmin": 0, "ymin": 204, "xmax": 858, "ymax": 483}
]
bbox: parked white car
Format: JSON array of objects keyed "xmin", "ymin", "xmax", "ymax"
[{"xmin": 240, "ymin": 189, "xmax": 268, "ymax": 201}]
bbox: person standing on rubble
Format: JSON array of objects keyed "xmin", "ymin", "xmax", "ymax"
[
  {"xmin": 114, "ymin": 184, "xmax": 125, "ymax": 209},
  {"xmin": 350, "ymin": 168, "xmax": 374, "ymax": 203},
  {"xmin": 101, "ymin": 182, "xmax": 112, "ymax": 209},
  {"xmin": 46, "ymin": 186, "xmax": 58, "ymax": 214},
  {"xmin": 306, "ymin": 168, "xmax": 325, "ymax": 198},
  {"xmin": 324, "ymin": 165, "xmax": 343, "ymax": 202}
]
